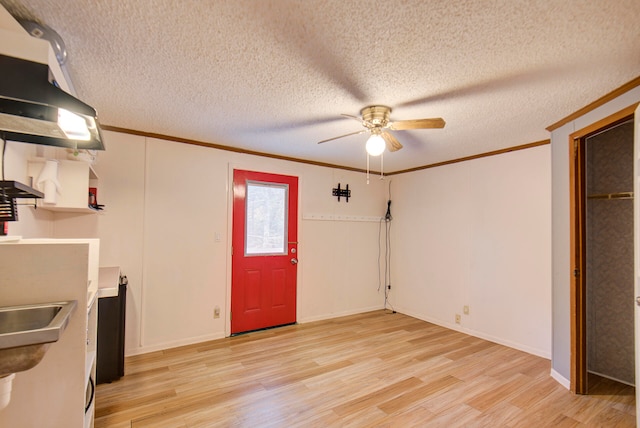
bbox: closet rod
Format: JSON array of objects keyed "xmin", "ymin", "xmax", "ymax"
[{"xmin": 587, "ymin": 191, "xmax": 634, "ymax": 200}]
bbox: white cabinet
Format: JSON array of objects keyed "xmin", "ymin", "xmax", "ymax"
[
  {"xmin": 0, "ymin": 238, "xmax": 100, "ymax": 428},
  {"xmin": 85, "ymin": 295, "xmax": 98, "ymax": 428},
  {"xmin": 27, "ymin": 158, "xmax": 99, "ymax": 213}
]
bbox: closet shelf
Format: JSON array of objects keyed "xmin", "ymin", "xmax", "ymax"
[{"xmin": 587, "ymin": 191, "xmax": 633, "ymax": 200}]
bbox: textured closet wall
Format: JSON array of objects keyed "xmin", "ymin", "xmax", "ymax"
[{"xmin": 586, "ymin": 121, "xmax": 634, "ymax": 385}]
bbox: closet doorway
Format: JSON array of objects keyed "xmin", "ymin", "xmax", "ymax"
[{"xmin": 570, "ymin": 106, "xmax": 636, "ymax": 394}]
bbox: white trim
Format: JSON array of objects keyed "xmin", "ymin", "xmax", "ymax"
[
  {"xmin": 634, "ymin": 103, "xmax": 639, "ymax": 426},
  {"xmin": 125, "ymin": 332, "xmax": 226, "ymax": 357},
  {"xmin": 225, "ymin": 163, "xmax": 233, "ymax": 338},
  {"xmin": 139, "ymin": 136, "xmax": 149, "ymax": 348},
  {"xmin": 298, "ymin": 305, "xmax": 385, "ymax": 324},
  {"xmin": 128, "ymin": 307, "xmax": 385, "ymax": 356},
  {"xmin": 550, "ymin": 368, "xmax": 571, "ymax": 390},
  {"xmin": 397, "ymin": 307, "xmax": 551, "ymax": 359}
]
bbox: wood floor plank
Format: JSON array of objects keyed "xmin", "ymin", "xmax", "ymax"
[
  {"xmin": 465, "ymin": 373, "xmax": 533, "ymax": 412},
  {"xmin": 443, "ymin": 340, "xmax": 498, "ymax": 361},
  {"xmin": 421, "ymin": 402, "xmax": 482, "ymax": 426},
  {"xmin": 377, "ymin": 375, "xmax": 461, "ymax": 414},
  {"xmin": 262, "ymin": 359, "xmax": 353, "ymax": 390},
  {"xmin": 418, "ymin": 374, "xmax": 501, "ymax": 415},
  {"xmin": 94, "ymin": 389, "xmax": 177, "ymax": 419},
  {"xmin": 331, "ymin": 376, "xmax": 424, "ymax": 417},
  {"xmin": 474, "ymin": 399, "xmax": 525, "ymax": 426},
  {"xmin": 95, "ymin": 310, "xmax": 635, "ymax": 427}
]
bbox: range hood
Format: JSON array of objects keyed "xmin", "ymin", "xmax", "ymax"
[{"xmin": 0, "ymin": 28, "xmax": 104, "ymax": 150}]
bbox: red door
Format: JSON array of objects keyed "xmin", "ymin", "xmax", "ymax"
[{"xmin": 231, "ymin": 169, "xmax": 298, "ymax": 334}]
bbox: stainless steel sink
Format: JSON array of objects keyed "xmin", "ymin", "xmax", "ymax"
[{"xmin": 0, "ymin": 301, "xmax": 77, "ymax": 376}]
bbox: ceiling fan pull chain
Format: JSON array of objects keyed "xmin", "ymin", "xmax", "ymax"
[{"xmin": 366, "ymin": 153, "xmax": 370, "ymax": 184}]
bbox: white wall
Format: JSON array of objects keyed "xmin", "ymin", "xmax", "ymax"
[
  {"xmin": 390, "ymin": 145, "xmax": 552, "ymax": 358},
  {"xmin": 1, "ymin": 128, "xmax": 398, "ymax": 357},
  {"xmin": 5, "ymin": 130, "xmax": 555, "ymax": 361},
  {"xmin": 94, "ymin": 131, "xmax": 146, "ymax": 352},
  {"xmin": 95, "ymin": 131, "xmax": 388, "ymax": 355},
  {"xmin": 1, "ymin": 141, "xmax": 55, "ymax": 238},
  {"xmin": 550, "ymin": 87, "xmax": 640, "ymax": 384}
]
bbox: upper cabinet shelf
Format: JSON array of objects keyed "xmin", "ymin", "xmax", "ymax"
[{"xmin": 27, "ymin": 158, "xmax": 99, "ymax": 213}]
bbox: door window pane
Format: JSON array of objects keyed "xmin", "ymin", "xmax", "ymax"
[{"xmin": 245, "ymin": 181, "xmax": 288, "ymax": 255}]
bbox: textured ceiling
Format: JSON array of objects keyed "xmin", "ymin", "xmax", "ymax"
[{"xmin": 1, "ymin": 0, "xmax": 639, "ymax": 172}]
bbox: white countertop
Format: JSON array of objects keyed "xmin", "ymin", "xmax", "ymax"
[{"xmin": 98, "ymin": 266, "xmax": 121, "ymax": 298}]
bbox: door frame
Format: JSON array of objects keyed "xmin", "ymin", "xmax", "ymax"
[
  {"xmin": 568, "ymin": 104, "xmax": 637, "ymax": 393},
  {"xmin": 225, "ymin": 163, "xmax": 302, "ymax": 337}
]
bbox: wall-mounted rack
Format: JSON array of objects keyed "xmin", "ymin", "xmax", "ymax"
[
  {"xmin": 0, "ymin": 180, "xmax": 44, "ymax": 222},
  {"xmin": 303, "ymin": 214, "xmax": 382, "ymax": 222}
]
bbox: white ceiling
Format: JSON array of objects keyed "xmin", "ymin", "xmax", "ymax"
[{"xmin": 1, "ymin": 0, "xmax": 639, "ymax": 172}]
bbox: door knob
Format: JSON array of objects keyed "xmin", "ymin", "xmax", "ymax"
[
  {"xmin": 637, "ymin": 296, "xmax": 640, "ymax": 306},
  {"xmin": 291, "ymin": 258, "xmax": 298, "ymax": 265}
]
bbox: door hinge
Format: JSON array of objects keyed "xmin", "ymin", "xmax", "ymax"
[
  {"xmin": 229, "ymin": 312, "xmax": 232, "ymax": 321},
  {"xmin": 573, "ymin": 139, "xmax": 578, "ymax": 160},
  {"xmin": 573, "ymin": 269, "xmax": 580, "ymax": 277}
]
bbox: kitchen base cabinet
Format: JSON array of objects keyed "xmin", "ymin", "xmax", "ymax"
[{"xmin": 0, "ymin": 239, "xmax": 99, "ymax": 428}]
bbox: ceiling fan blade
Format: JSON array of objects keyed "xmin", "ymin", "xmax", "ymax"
[
  {"xmin": 381, "ymin": 131, "xmax": 403, "ymax": 152},
  {"xmin": 389, "ymin": 118, "xmax": 446, "ymax": 130},
  {"xmin": 341, "ymin": 113, "xmax": 364, "ymax": 124},
  {"xmin": 246, "ymin": 4, "xmax": 368, "ymax": 102},
  {"xmin": 317, "ymin": 130, "xmax": 366, "ymax": 144}
]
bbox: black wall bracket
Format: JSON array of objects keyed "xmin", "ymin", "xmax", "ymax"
[
  {"xmin": 0, "ymin": 180, "xmax": 43, "ymax": 222},
  {"xmin": 332, "ymin": 183, "xmax": 351, "ymax": 202}
]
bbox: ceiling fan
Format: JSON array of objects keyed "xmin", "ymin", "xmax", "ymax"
[{"xmin": 318, "ymin": 105, "xmax": 445, "ymax": 156}]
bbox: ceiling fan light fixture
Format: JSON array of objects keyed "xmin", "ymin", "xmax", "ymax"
[{"xmin": 365, "ymin": 133, "xmax": 385, "ymax": 156}]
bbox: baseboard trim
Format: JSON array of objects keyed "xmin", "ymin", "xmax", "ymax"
[
  {"xmin": 125, "ymin": 306, "xmax": 385, "ymax": 357},
  {"xmin": 396, "ymin": 307, "xmax": 551, "ymax": 359},
  {"xmin": 550, "ymin": 369, "xmax": 571, "ymax": 389},
  {"xmin": 298, "ymin": 305, "xmax": 384, "ymax": 324},
  {"xmin": 125, "ymin": 332, "xmax": 226, "ymax": 357}
]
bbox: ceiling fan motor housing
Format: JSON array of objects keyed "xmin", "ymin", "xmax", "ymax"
[{"xmin": 361, "ymin": 105, "xmax": 391, "ymax": 128}]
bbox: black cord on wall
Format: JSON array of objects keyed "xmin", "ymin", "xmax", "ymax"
[
  {"xmin": 1, "ymin": 134, "xmax": 6, "ymax": 181},
  {"xmin": 380, "ymin": 180, "xmax": 395, "ymax": 313}
]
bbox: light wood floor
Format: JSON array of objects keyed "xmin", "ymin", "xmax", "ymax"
[{"xmin": 95, "ymin": 311, "xmax": 635, "ymax": 427}]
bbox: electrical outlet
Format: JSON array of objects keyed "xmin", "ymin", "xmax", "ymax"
[
  {"xmin": 214, "ymin": 306, "xmax": 220, "ymax": 319},
  {"xmin": 455, "ymin": 314, "xmax": 461, "ymax": 324},
  {"xmin": 463, "ymin": 305, "xmax": 469, "ymax": 315}
]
